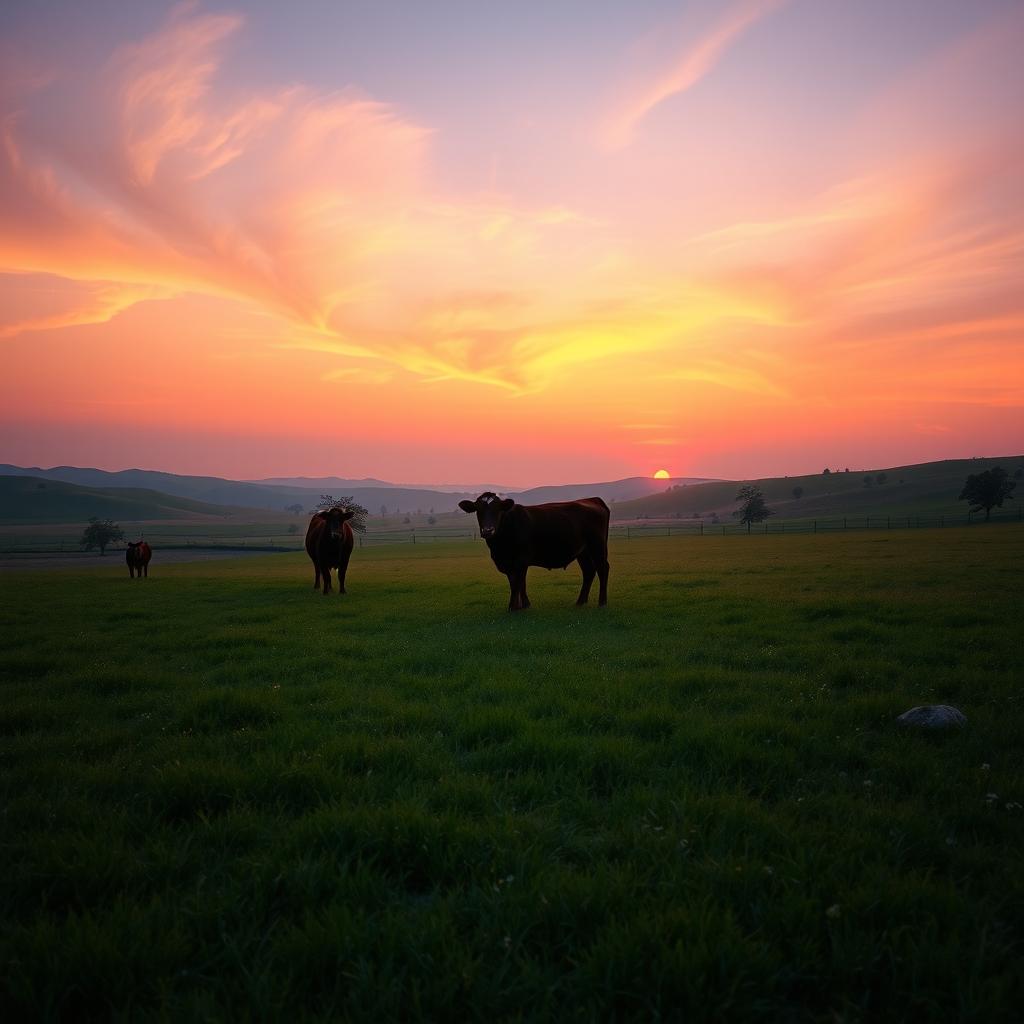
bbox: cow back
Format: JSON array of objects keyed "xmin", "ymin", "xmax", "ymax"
[{"xmin": 487, "ymin": 497, "xmax": 608, "ymax": 571}]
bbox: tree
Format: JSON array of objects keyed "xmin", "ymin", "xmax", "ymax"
[
  {"xmin": 822, "ymin": 468, "xmax": 831, "ymax": 475},
  {"xmin": 287, "ymin": 523, "xmax": 298, "ymax": 535},
  {"xmin": 314, "ymin": 494, "xmax": 369, "ymax": 532},
  {"xmin": 863, "ymin": 475, "xmax": 873, "ymax": 487},
  {"xmin": 959, "ymin": 466, "xmax": 1016, "ymax": 521},
  {"xmin": 792, "ymin": 486, "xmax": 804, "ymax": 499},
  {"xmin": 876, "ymin": 472, "xmax": 887, "ymax": 485},
  {"xmin": 733, "ymin": 485, "xmax": 775, "ymax": 533},
  {"xmin": 285, "ymin": 503, "xmax": 304, "ymax": 515},
  {"xmin": 427, "ymin": 515, "xmax": 436, "ymax": 526},
  {"xmin": 80, "ymin": 517, "xmax": 124, "ymax": 555},
  {"xmin": 380, "ymin": 504, "xmax": 388, "ymax": 516}
]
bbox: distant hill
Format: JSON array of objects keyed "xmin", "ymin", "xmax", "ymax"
[
  {"xmin": 612, "ymin": 457, "xmax": 1024, "ymax": 522},
  {"xmin": 252, "ymin": 475, "xmax": 515, "ymax": 495},
  {"xmin": 0, "ymin": 476, "xmax": 247, "ymax": 524},
  {"xmin": 3, "ymin": 458, "xmax": 1018, "ymax": 524},
  {"xmin": 511, "ymin": 476, "xmax": 717, "ymax": 505},
  {"xmin": 0, "ymin": 464, "xmax": 716, "ymax": 514},
  {"xmin": 0, "ymin": 464, "xmax": 475, "ymax": 514}
]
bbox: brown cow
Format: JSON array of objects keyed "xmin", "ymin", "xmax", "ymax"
[
  {"xmin": 305, "ymin": 507, "xmax": 355, "ymax": 595},
  {"xmin": 126, "ymin": 541, "xmax": 152, "ymax": 578},
  {"xmin": 459, "ymin": 492, "xmax": 609, "ymax": 611}
]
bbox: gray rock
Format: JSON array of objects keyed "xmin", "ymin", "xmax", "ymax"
[{"xmin": 896, "ymin": 705, "xmax": 967, "ymax": 730}]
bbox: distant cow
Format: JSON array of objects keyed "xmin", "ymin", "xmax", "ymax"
[
  {"xmin": 305, "ymin": 507, "xmax": 355, "ymax": 595},
  {"xmin": 459, "ymin": 493, "xmax": 610, "ymax": 611},
  {"xmin": 126, "ymin": 541, "xmax": 152, "ymax": 578}
]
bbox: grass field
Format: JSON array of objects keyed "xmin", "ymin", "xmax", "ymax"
[{"xmin": 2, "ymin": 528, "xmax": 1023, "ymax": 1021}]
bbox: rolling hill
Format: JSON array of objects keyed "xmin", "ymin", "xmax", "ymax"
[
  {"xmin": 0, "ymin": 464, "xmax": 716, "ymax": 514},
  {"xmin": 2, "ymin": 458, "xmax": 1019, "ymax": 524},
  {"xmin": 611, "ymin": 456, "xmax": 1024, "ymax": 522},
  {"xmin": 0, "ymin": 476, "xmax": 249, "ymax": 525}
]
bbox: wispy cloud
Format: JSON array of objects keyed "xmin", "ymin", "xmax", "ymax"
[{"xmin": 601, "ymin": 0, "xmax": 790, "ymax": 149}]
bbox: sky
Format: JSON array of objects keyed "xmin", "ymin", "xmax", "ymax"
[{"xmin": 1, "ymin": 0, "xmax": 1022, "ymax": 486}]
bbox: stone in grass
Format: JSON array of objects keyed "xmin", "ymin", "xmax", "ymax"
[{"xmin": 896, "ymin": 705, "xmax": 967, "ymax": 730}]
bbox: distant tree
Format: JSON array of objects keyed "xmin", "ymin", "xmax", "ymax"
[
  {"xmin": 80, "ymin": 517, "xmax": 124, "ymax": 555},
  {"xmin": 427, "ymin": 515, "xmax": 437, "ymax": 526},
  {"xmin": 380, "ymin": 504, "xmax": 388, "ymax": 516},
  {"xmin": 876, "ymin": 473, "xmax": 887, "ymax": 485},
  {"xmin": 403, "ymin": 516, "xmax": 411, "ymax": 524},
  {"xmin": 959, "ymin": 466, "xmax": 1016, "ymax": 521},
  {"xmin": 822, "ymin": 468, "xmax": 831, "ymax": 475},
  {"xmin": 863, "ymin": 475, "xmax": 873, "ymax": 487},
  {"xmin": 844, "ymin": 467, "xmax": 850, "ymax": 473},
  {"xmin": 733, "ymin": 485, "xmax": 775, "ymax": 533},
  {"xmin": 285, "ymin": 503, "xmax": 304, "ymax": 515},
  {"xmin": 429, "ymin": 507, "xmax": 434, "ymax": 514},
  {"xmin": 287, "ymin": 523, "xmax": 298, "ymax": 535},
  {"xmin": 792, "ymin": 486, "xmax": 804, "ymax": 499}
]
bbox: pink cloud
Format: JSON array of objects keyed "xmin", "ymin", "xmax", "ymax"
[{"xmin": 601, "ymin": 0, "xmax": 789, "ymax": 149}]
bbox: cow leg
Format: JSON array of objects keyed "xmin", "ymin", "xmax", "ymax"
[
  {"xmin": 143, "ymin": 563, "xmax": 148, "ymax": 578},
  {"xmin": 576, "ymin": 553, "xmax": 596, "ymax": 605},
  {"xmin": 321, "ymin": 565, "xmax": 333, "ymax": 595},
  {"xmin": 507, "ymin": 569, "xmax": 528, "ymax": 611},
  {"xmin": 595, "ymin": 550, "xmax": 610, "ymax": 606},
  {"xmin": 506, "ymin": 572, "xmax": 519, "ymax": 611},
  {"xmin": 519, "ymin": 568, "xmax": 530, "ymax": 609},
  {"xmin": 313, "ymin": 564, "xmax": 321, "ymax": 589},
  {"xmin": 337, "ymin": 550, "xmax": 352, "ymax": 594}
]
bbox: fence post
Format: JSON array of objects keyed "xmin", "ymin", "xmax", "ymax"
[
  {"xmin": 700, "ymin": 521, "xmax": 703, "ymax": 536},
  {"xmin": 722, "ymin": 526, "xmax": 726, "ymax": 536},
  {"xmin": 626, "ymin": 527, "xmax": 630, "ymax": 540},
  {"xmin": 887, "ymin": 516, "xmax": 890, "ymax": 529},
  {"xmin": 813, "ymin": 520, "xmax": 817, "ymax": 534},
  {"xmin": 843, "ymin": 517, "xmax": 847, "ymax": 530}
]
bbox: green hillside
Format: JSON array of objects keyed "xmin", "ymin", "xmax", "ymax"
[
  {"xmin": 612, "ymin": 456, "xmax": 1024, "ymax": 521},
  {"xmin": 0, "ymin": 476, "xmax": 245, "ymax": 524}
]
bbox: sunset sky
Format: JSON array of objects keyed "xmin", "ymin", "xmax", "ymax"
[{"xmin": 1, "ymin": 0, "xmax": 1022, "ymax": 485}]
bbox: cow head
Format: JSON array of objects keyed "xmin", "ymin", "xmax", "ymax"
[
  {"xmin": 459, "ymin": 492, "xmax": 515, "ymax": 539},
  {"xmin": 318, "ymin": 506, "xmax": 355, "ymax": 539}
]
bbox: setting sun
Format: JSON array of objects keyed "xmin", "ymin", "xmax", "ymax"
[{"xmin": 653, "ymin": 469, "xmax": 671, "ymax": 479}]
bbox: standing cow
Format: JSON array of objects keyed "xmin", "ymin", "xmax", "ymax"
[
  {"xmin": 459, "ymin": 492, "xmax": 610, "ymax": 611},
  {"xmin": 305, "ymin": 507, "xmax": 356, "ymax": 595},
  {"xmin": 126, "ymin": 541, "xmax": 152, "ymax": 578}
]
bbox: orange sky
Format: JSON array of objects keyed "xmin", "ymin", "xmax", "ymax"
[{"xmin": 1, "ymin": 1, "xmax": 1022, "ymax": 484}]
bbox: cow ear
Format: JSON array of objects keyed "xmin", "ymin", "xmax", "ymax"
[
  {"xmin": 458, "ymin": 500, "xmax": 477, "ymax": 513},
  {"xmin": 500, "ymin": 498, "xmax": 515, "ymax": 511}
]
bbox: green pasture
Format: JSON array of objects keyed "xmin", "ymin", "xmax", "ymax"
[{"xmin": 2, "ymin": 529, "xmax": 1023, "ymax": 1021}]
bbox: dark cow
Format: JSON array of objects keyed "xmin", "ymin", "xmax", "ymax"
[
  {"xmin": 459, "ymin": 492, "xmax": 610, "ymax": 611},
  {"xmin": 126, "ymin": 541, "xmax": 152, "ymax": 578},
  {"xmin": 305, "ymin": 507, "xmax": 356, "ymax": 595}
]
